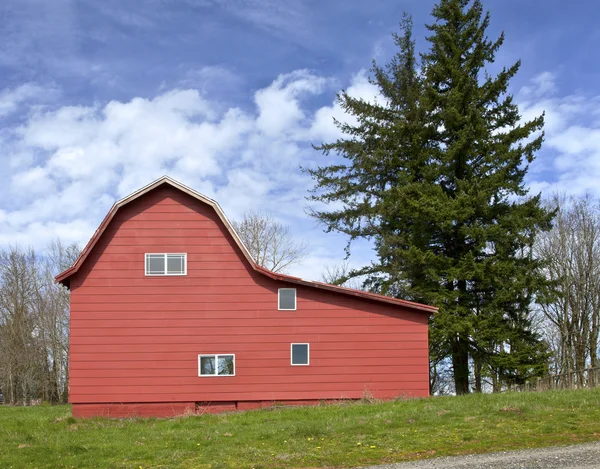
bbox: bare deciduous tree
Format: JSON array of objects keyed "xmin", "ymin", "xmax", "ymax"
[
  {"xmin": 0, "ymin": 247, "xmax": 42, "ymax": 405},
  {"xmin": 0, "ymin": 240, "xmax": 79, "ymax": 405},
  {"xmin": 232, "ymin": 211, "xmax": 308, "ymax": 273},
  {"xmin": 35, "ymin": 240, "xmax": 80, "ymax": 403},
  {"xmin": 535, "ymin": 194, "xmax": 600, "ymax": 381},
  {"xmin": 320, "ymin": 260, "xmax": 365, "ymax": 290}
]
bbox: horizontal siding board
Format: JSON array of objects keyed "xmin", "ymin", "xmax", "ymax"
[
  {"xmin": 71, "ymin": 332, "xmax": 427, "ymax": 343},
  {"xmin": 71, "ymin": 317, "xmax": 421, "ymax": 328},
  {"xmin": 78, "ymin": 261, "xmax": 247, "ymax": 272},
  {"xmin": 70, "ymin": 365, "xmax": 426, "ymax": 379},
  {"xmin": 70, "ymin": 301, "xmax": 393, "ymax": 312},
  {"xmin": 108, "ymin": 220, "xmax": 220, "ymax": 229},
  {"xmin": 99, "ymin": 245, "xmax": 240, "ymax": 255},
  {"xmin": 79, "ymin": 269, "xmax": 253, "ymax": 279},
  {"xmin": 70, "ymin": 185, "xmax": 430, "ymax": 408},
  {"xmin": 71, "ymin": 300, "xmax": 419, "ymax": 315},
  {"xmin": 70, "ymin": 336, "xmax": 427, "ymax": 347},
  {"xmin": 70, "ymin": 372, "xmax": 428, "ymax": 387},
  {"xmin": 74, "ymin": 277, "xmax": 273, "ymax": 287},
  {"xmin": 89, "ymin": 253, "xmax": 246, "ymax": 263},
  {"xmin": 70, "ymin": 324, "xmax": 424, "ymax": 334},
  {"xmin": 117, "ymin": 204, "xmax": 199, "ymax": 215},
  {"xmin": 70, "ymin": 285, "xmax": 275, "ymax": 296},
  {"xmin": 69, "ymin": 350, "xmax": 427, "ymax": 362},
  {"xmin": 113, "ymin": 212, "xmax": 211, "ymax": 221},
  {"xmin": 70, "ymin": 333, "xmax": 428, "ymax": 345},
  {"xmin": 69, "ymin": 357, "xmax": 427, "ymax": 370},
  {"xmin": 71, "ymin": 294, "xmax": 283, "ymax": 304},
  {"xmin": 71, "ymin": 342, "xmax": 428, "ymax": 354},
  {"xmin": 100, "ymin": 237, "xmax": 234, "ymax": 247},
  {"xmin": 70, "ymin": 390, "xmax": 429, "ymax": 404},
  {"xmin": 108, "ymin": 229, "xmax": 234, "ymax": 238},
  {"xmin": 70, "ymin": 381, "xmax": 428, "ymax": 395},
  {"xmin": 70, "ymin": 310, "xmax": 399, "ymax": 320},
  {"xmin": 70, "ymin": 389, "xmax": 429, "ymax": 403}
]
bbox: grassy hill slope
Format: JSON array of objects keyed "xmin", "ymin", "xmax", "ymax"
[{"xmin": 2, "ymin": 388, "xmax": 600, "ymax": 469}]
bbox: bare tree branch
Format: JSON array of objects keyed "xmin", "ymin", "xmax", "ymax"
[
  {"xmin": 320, "ymin": 260, "xmax": 365, "ymax": 290},
  {"xmin": 535, "ymin": 194, "xmax": 600, "ymax": 380},
  {"xmin": 231, "ymin": 211, "xmax": 308, "ymax": 273}
]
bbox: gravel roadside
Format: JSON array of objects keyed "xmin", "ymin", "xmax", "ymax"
[{"xmin": 357, "ymin": 441, "xmax": 600, "ymax": 469}]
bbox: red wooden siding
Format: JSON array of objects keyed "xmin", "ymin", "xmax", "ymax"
[{"xmin": 68, "ymin": 184, "xmax": 430, "ymax": 417}]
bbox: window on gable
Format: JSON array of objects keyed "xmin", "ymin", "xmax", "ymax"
[
  {"xmin": 278, "ymin": 288, "xmax": 296, "ymax": 310},
  {"xmin": 198, "ymin": 354, "xmax": 235, "ymax": 376},
  {"xmin": 291, "ymin": 343, "xmax": 309, "ymax": 366},
  {"xmin": 145, "ymin": 253, "xmax": 187, "ymax": 276}
]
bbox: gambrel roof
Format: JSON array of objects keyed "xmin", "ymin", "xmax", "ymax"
[{"xmin": 56, "ymin": 176, "xmax": 437, "ymax": 314}]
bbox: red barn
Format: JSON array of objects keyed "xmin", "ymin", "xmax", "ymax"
[{"xmin": 56, "ymin": 176, "xmax": 436, "ymax": 418}]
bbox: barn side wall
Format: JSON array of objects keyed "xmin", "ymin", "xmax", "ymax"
[{"xmin": 69, "ymin": 185, "xmax": 430, "ymax": 417}]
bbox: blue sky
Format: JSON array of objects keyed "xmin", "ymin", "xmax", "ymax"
[{"xmin": 1, "ymin": 0, "xmax": 600, "ymax": 280}]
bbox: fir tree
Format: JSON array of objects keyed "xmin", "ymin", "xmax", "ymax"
[{"xmin": 306, "ymin": 0, "xmax": 553, "ymax": 394}]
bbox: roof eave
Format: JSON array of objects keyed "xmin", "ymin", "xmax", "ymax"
[{"xmin": 253, "ymin": 265, "xmax": 437, "ymax": 314}]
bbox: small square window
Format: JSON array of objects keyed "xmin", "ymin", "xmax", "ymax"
[
  {"xmin": 278, "ymin": 288, "xmax": 296, "ymax": 310},
  {"xmin": 145, "ymin": 253, "xmax": 187, "ymax": 276},
  {"xmin": 198, "ymin": 354, "xmax": 235, "ymax": 376},
  {"xmin": 291, "ymin": 343, "xmax": 309, "ymax": 366}
]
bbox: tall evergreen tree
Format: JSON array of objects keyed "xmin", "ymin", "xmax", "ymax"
[{"xmin": 306, "ymin": 0, "xmax": 553, "ymax": 394}]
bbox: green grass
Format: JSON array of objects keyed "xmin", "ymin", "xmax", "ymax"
[{"xmin": 2, "ymin": 389, "xmax": 600, "ymax": 469}]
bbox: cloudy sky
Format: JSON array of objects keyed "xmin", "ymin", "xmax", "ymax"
[{"xmin": 1, "ymin": 0, "xmax": 599, "ymax": 280}]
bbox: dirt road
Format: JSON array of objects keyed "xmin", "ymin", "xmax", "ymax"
[{"xmin": 360, "ymin": 442, "xmax": 600, "ymax": 468}]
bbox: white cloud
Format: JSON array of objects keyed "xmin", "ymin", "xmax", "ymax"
[
  {"xmin": 518, "ymin": 71, "xmax": 557, "ymax": 100},
  {"xmin": 0, "ymin": 218, "xmax": 95, "ymax": 250},
  {"xmin": 11, "ymin": 166, "xmax": 56, "ymax": 195},
  {"xmin": 255, "ymin": 70, "xmax": 329, "ymax": 136},
  {"xmin": 309, "ymin": 69, "xmax": 380, "ymax": 142},
  {"xmin": 0, "ymin": 83, "xmax": 49, "ymax": 117},
  {"xmin": 519, "ymin": 72, "xmax": 600, "ymax": 197}
]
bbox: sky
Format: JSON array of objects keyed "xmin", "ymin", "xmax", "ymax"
[{"xmin": 1, "ymin": 0, "xmax": 600, "ymax": 280}]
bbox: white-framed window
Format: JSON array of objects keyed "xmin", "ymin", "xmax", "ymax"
[
  {"xmin": 198, "ymin": 354, "xmax": 235, "ymax": 377},
  {"xmin": 278, "ymin": 288, "xmax": 296, "ymax": 310},
  {"xmin": 145, "ymin": 253, "xmax": 187, "ymax": 276},
  {"xmin": 291, "ymin": 343, "xmax": 309, "ymax": 366}
]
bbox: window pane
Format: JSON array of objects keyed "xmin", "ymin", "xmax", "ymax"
[
  {"xmin": 292, "ymin": 344, "xmax": 309, "ymax": 365},
  {"xmin": 146, "ymin": 255, "xmax": 165, "ymax": 275},
  {"xmin": 218, "ymin": 355, "xmax": 235, "ymax": 375},
  {"xmin": 279, "ymin": 289, "xmax": 296, "ymax": 310},
  {"xmin": 167, "ymin": 254, "xmax": 185, "ymax": 274},
  {"xmin": 200, "ymin": 356, "xmax": 216, "ymax": 375}
]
